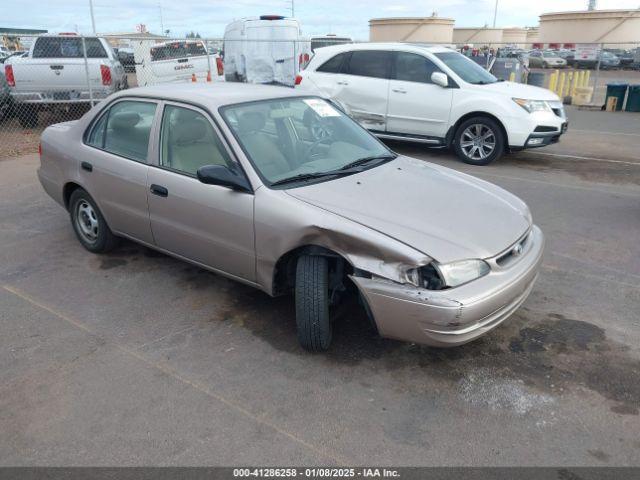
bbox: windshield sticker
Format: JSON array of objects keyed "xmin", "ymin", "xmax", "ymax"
[{"xmin": 303, "ymin": 99, "xmax": 341, "ymax": 117}]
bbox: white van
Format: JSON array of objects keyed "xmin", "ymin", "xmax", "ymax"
[
  {"xmin": 223, "ymin": 15, "xmax": 311, "ymax": 86},
  {"xmin": 134, "ymin": 40, "xmax": 222, "ymax": 86}
]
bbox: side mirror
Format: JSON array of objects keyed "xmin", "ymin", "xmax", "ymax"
[
  {"xmin": 196, "ymin": 164, "xmax": 251, "ymax": 192},
  {"xmin": 431, "ymin": 72, "xmax": 449, "ymax": 88}
]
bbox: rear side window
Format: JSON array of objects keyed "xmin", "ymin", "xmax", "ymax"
[
  {"xmin": 316, "ymin": 52, "xmax": 350, "ymax": 73},
  {"xmin": 393, "ymin": 52, "xmax": 442, "ymax": 84},
  {"xmin": 32, "ymin": 37, "xmax": 107, "ymax": 58},
  {"xmin": 344, "ymin": 51, "xmax": 390, "ymax": 79},
  {"xmin": 151, "ymin": 42, "xmax": 207, "ymax": 61},
  {"xmin": 86, "ymin": 100, "xmax": 157, "ymax": 162}
]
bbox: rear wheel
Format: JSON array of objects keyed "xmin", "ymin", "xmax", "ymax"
[
  {"xmin": 453, "ymin": 116, "xmax": 505, "ymax": 166},
  {"xmin": 295, "ymin": 255, "xmax": 332, "ymax": 352},
  {"xmin": 69, "ymin": 188, "xmax": 119, "ymax": 253},
  {"xmin": 17, "ymin": 105, "xmax": 38, "ymax": 128}
]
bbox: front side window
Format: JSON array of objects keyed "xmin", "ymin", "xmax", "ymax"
[
  {"xmin": 160, "ymin": 105, "xmax": 233, "ymax": 176},
  {"xmin": 221, "ymin": 97, "xmax": 395, "ymax": 187},
  {"xmin": 344, "ymin": 51, "xmax": 390, "ymax": 79},
  {"xmin": 434, "ymin": 51, "xmax": 497, "ymax": 85},
  {"xmin": 394, "ymin": 52, "xmax": 442, "ymax": 84},
  {"xmin": 90, "ymin": 101, "xmax": 157, "ymax": 161}
]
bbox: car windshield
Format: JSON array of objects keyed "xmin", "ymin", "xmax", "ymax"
[
  {"xmin": 221, "ymin": 97, "xmax": 395, "ymax": 187},
  {"xmin": 544, "ymin": 51, "xmax": 558, "ymax": 57},
  {"xmin": 434, "ymin": 51, "xmax": 497, "ymax": 85}
]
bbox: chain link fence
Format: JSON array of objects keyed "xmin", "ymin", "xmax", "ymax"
[{"xmin": 1, "ymin": 34, "xmax": 639, "ymax": 158}]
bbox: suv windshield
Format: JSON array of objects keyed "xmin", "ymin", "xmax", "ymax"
[
  {"xmin": 221, "ymin": 97, "xmax": 395, "ymax": 187},
  {"xmin": 434, "ymin": 51, "xmax": 497, "ymax": 85}
]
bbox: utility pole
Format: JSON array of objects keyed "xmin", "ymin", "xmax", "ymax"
[
  {"xmin": 492, "ymin": 0, "xmax": 498, "ymax": 27},
  {"xmin": 159, "ymin": 3, "xmax": 164, "ymax": 35},
  {"xmin": 89, "ymin": 0, "xmax": 97, "ymax": 34},
  {"xmin": 291, "ymin": 0, "xmax": 295, "ymax": 17}
]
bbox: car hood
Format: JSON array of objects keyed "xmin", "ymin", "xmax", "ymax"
[
  {"xmin": 469, "ymin": 81, "xmax": 560, "ymax": 101},
  {"xmin": 286, "ymin": 156, "xmax": 531, "ymax": 264}
]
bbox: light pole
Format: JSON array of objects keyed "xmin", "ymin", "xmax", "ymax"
[
  {"xmin": 89, "ymin": 0, "xmax": 97, "ymax": 34},
  {"xmin": 492, "ymin": 0, "xmax": 498, "ymax": 27}
]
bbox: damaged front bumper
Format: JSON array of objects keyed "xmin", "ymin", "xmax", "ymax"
[{"xmin": 351, "ymin": 225, "xmax": 544, "ymax": 347}]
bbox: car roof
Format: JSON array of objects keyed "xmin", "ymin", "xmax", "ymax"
[
  {"xmin": 114, "ymin": 83, "xmax": 307, "ymax": 109},
  {"xmin": 311, "ymin": 42, "xmax": 454, "ymax": 56}
]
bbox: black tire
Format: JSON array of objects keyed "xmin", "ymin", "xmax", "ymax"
[
  {"xmin": 295, "ymin": 255, "xmax": 332, "ymax": 352},
  {"xmin": 17, "ymin": 105, "xmax": 38, "ymax": 128},
  {"xmin": 452, "ymin": 116, "xmax": 505, "ymax": 166},
  {"xmin": 69, "ymin": 188, "xmax": 119, "ymax": 253},
  {"xmin": 542, "ymin": 61, "xmax": 548, "ymax": 69}
]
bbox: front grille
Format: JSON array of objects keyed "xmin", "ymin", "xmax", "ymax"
[
  {"xmin": 534, "ymin": 125, "xmax": 558, "ymax": 133},
  {"xmin": 496, "ymin": 232, "xmax": 530, "ymax": 267}
]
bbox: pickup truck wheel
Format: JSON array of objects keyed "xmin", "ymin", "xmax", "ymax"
[
  {"xmin": 453, "ymin": 117, "xmax": 504, "ymax": 166},
  {"xmin": 17, "ymin": 106, "xmax": 38, "ymax": 128},
  {"xmin": 69, "ymin": 189, "xmax": 119, "ymax": 253},
  {"xmin": 295, "ymin": 255, "xmax": 332, "ymax": 352}
]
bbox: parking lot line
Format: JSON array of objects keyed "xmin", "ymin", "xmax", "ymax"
[
  {"xmin": 470, "ymin": 171, "xmax": 640, "ymax": 197},
  {"xmin": 570, "ymin": 129, "xmax": 640, "ymax": 138},
  {"xmin": 526, "ymin": 151, "xmax": 640, "ymax": 166},
  {"xmin": 1, "ymin": 283, "xmax": 351, "ymax": 466}
]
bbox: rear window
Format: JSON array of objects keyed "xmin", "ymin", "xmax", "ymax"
[
  {"xmin": 151, "ymin": 42, "xmax": 207, "ymax": 61},
  {"xmin": 344, "ymin": 51, "xmax": 390, "ymax": 79},
  {"xmin": 33, "ymin": 37, "xmax": 107, "ymax": 58}
]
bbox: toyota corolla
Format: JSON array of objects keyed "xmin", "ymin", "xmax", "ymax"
[{"xmin": 37, "ymin": 83, "xmax": 544, "ymax": 351}]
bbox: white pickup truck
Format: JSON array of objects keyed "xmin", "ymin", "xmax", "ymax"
[
  {"xmin": 4, "ymin": 35, "xmax": 126, "ymax": 127},
  {"xmin": 133, "ymin": 40, "xmax": 222, "ymax": 86}
]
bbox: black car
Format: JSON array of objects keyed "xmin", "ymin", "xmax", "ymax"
[{"xmin": 116, "ymin": 48, "xmax": 136, "ymax": 72}]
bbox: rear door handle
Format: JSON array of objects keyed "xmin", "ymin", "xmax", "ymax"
[
  {"xmin": 392, "ymin": 88, "xmax": 407, "ymax": 94},
  {"xmin": 150, "ymin": 184, "xmax": 168, "ymax": 197},
  {"xmin": 81, "ymin": 161, "xmax": 93, "ymax": 172},
  {"xmin": 336, "ymin": 81, "xmax": 349, "ymax": 86}
]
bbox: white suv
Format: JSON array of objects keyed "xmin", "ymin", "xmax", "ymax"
[{"xmin": 295, "ymin": 43, "xmax": 567, "ymax": 165}]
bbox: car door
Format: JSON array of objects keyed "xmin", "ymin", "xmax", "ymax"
[
  {"xmin": 146, "ymin": 102, "xmax": 255, "ymax": 282},
  {"xmin": 81, "ymin": 98, "xmax": 158, "ymax": 244},
  {"xmin": 386, "ymin": 51, "xmax": 453, "ymax": 140},
  {"xmin": 333, "ymin": 50, "xmax": 391, "ymax": 132}
]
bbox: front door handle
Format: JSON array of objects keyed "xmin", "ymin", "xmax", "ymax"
[
  {"xmin": 81, "ymin": 161, "xmax": 93, "ymax": 172},
  {"xmin": 150, "ymin": 184, "xmax": 168, "ymax": 197},
  {"xmin": 392, "ymin": 88, "xmax": 407, "ymax": 94},
  {"xmin": 336, "ymin": 81, "xmax": 349, "ymax": 86}
]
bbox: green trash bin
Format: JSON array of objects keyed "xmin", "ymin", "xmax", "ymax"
[
  {"xmin": 605, "ymin": 83, "xmax": 628, "ymax": 111},
  {"xmin": 625, "ymin": 85, "xmax": 640, "ymax": 112}
]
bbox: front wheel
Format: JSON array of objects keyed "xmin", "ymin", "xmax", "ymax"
[
  {"xmin": 295, "ymin": 255, "xmax": 332, "ymax": 352},
  {"xmin": 69, "ymin": 188, "xmax": 119, "ymax": 253},
  {"xmin": 453, "ymin": 117, "xmax": 505, "ymax": 166}
]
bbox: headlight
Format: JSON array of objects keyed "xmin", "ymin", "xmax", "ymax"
[
  {"xmin": 405, "ymin": 260, "xmax": 490, "ymax": 289},
  {"xmin": 513, "ymin": 98, "xmax": 552, "ymax": 114},
  {"xmin": 437, "ymin": 259, "xmax": 490, "ymax": 287}
]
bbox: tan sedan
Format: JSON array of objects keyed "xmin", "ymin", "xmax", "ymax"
[{"xmin": 37, "ymin": 83, "xmax": 544, "ymax": 351}]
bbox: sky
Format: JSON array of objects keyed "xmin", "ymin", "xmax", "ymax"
[{"xmin": 5, "ymin": 0, "xmax": 640, "ymax": 39}]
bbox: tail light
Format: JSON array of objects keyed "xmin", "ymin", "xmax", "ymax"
[
  {"xmin": 38, "ymin": 143, "xmax": 42, "ymax": 156},
  {"xmin": 295, "ymin": 74, "xmax": 303, "ymax": 85},
  {"xmin": 100, "ymin": 65, "xmax": 112, "ymax": 86},
  {"xmin": 5, "ymin": 65, "xmax": 15, "ymax": 87},
  {"xmin": 216, "ymin": 56, "xmax": 224, "ymax": 76}
]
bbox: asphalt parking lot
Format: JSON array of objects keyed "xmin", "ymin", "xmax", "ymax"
[{"xmin": 1, "ymin": 106, "xmax": 639, "ymax": 466}]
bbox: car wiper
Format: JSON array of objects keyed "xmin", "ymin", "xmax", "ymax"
[
  {"xmin": 270, "ymin": 171, "xmax": 343, "ymax": 187},
  {"xmin": 337, "ymin": 153, "xmax": 397, "ymax": 171},
  {"xmin": 270, "ymin": 154, "xmax": 397, "ymax": 187}
]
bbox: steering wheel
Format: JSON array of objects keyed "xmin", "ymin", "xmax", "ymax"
[{"xmin": 303, "ymin": 115, "xmax": 334, "ymax": 161}]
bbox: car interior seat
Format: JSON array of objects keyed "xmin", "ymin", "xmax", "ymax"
[{"xmin": 236, "ymin": 111, "xmax": 291, "ymax": 179}]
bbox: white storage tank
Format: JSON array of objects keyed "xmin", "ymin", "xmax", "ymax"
[
  {"xmin": 369, "ymin": 16, "xmax": 454, "ymax": 43},
  {"xmin": 501, "ymin": 28, "xmax": 528, "ymax": 48},
  {"xmin": 453, "ymin": 27, "xmax": 503, "ymax": 46},
  {"xmin": 539, "ymin": 9, "xmax": 640, "ymax": 46}
]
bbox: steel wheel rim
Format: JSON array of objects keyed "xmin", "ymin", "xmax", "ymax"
[
  {"xmin": 75, "ymin": 200, "xmax": 99, "ymax": 243},
  {"xmin": 460, "ymin": 123, "xmax": 496, "ymax": 161}
]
